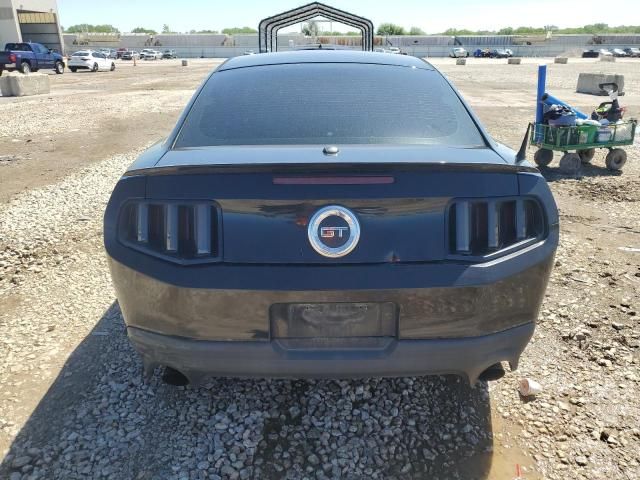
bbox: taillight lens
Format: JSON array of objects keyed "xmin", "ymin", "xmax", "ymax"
[
  {"xmin": 448, "ymin": 197, "xmax": 545, "ymax": 258},
  {"xmin": 9, "ymin": 53, "xmax": 17, "ymax": 63},
  {"xmin": 119, "ymin": 201, "xmax": 220, "ymax": 263}
]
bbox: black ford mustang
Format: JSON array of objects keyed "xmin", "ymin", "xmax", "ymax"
[{"xmin": 104, "ymin": 51, "xmax": 558, "ymax": 385}]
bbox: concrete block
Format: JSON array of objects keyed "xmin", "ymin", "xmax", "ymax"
[
  {"xmin": 182, "ymin": 60, "xmax": 189, "ymax": 66},
  {"xmin": 600, "ymin": 55, "xmax": 615, "ymax": 62},
  {"xmin": 508, "ymin": 58, "xmax": 521, "ymax": 64},
  {"xmin": 554, "ymin": 57, "xmax": 568, "ymax": 64},
  {"xmin": 0, "ymin": 72, "xmax": 50, "ymax": 97},
  {"xmin": 576, "ymin": 73, "xmax": 625, "ymax": 96},
  {"xmin": 456, "ymin": 58, "xmax": 466, "ymax": 65},
  {"xmin": 0, "ymin": 74, "xmax": 12, "ymax": 97}
]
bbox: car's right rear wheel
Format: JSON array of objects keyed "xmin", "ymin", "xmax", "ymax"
[
  {"xmin": 92, "ymin": 63, "xmax": 98, "ymax": 72},
  {"xmin": 20, "ymin": 62, "xmax": 31, "ymax": 74}
]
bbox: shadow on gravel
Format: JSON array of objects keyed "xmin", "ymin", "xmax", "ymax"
[
  {"xmin": 540, "ymin": 162, "xmax": 622, "ymax": 183},
  {"xmin": 1, "ymin": 302, "xmax": 498, "ymax": 479}
]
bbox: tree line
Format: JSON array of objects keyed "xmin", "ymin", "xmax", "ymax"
[{"xmin": 380, "ymin": 23, "xmax": 640, "ymax": 36}]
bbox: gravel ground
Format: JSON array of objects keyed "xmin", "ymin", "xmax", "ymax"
[{"xmin": 0, "ymin": 58, "xmax": 639, "ymax": 479}]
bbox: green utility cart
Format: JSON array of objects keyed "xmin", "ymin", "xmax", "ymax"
[{"xmin": 530, "ymin": 119, "xmax": 636, "ymax": 172}]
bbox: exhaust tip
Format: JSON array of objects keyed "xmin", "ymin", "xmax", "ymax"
[
  {"xmin": 162, "ymin": 366, "xmax": 190, "ymax": 386},
  {"xmin": 478, "ymin": 362, "xmax": 506, "ymax": 382}
]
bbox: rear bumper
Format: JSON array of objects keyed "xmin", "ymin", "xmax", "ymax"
[
  {"xmin": 109, "ymin": 231, "xmax": 555, "ymax": 381},
  {"xmin": 129, "ymin": 322, "xmax": 535, "ymax": 384}
]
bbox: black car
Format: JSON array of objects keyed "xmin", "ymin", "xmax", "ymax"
[
  {"xmin": 104, "ymin": 51, "xmax": 558, "ymax": 386},
  {"xmin": 582, "ymin": 49, "xmax": 600, "ymax": 58},
  {"xmin": 162, "ymin": 50, "xmax": 177, "ymax": 59}
]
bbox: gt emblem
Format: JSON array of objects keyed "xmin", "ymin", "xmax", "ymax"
[
  {"xmin": 308, "ymin": 206, "xmax": 360, "ymax": 258},
  {"xmin": 320, "ymin": 226, "xmax": 349, "ymax": 238}
]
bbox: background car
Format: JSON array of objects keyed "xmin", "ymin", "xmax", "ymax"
[
  {"xmin": 504, "ymin": 48, "xmax": 514, "ymax": 57},
  {"xmin": 162, "ymin": 50, "xmax": 177, "ymax": 59},
  {"xmin": 490, "ymin": 49, "xmax": 509, "ymax": 58},
  {"xmin": 68, "ymin": 50, "xmax": 116, "ymax": 72},
  {"xmin": 599, "ymin": 48, "xmax": 613, "ymax": 56},
  {"xmin": 141, "ymin": 49, "xmax": 162, "ymax": 60},
  {"xmin": 450, "ymin": 47, "xmax": 469, "ymax": 58},
  {"xmin": 116, "ymin": 47, "xmax": 128, "ymax": 59},
  {"xmin": 473, "ymin": 48, "xmax": 491, "ymax": 58},
  {"xmin": 121, "ymin": 50, "xmax": 140, "ymax": 60},
  {"xmin": 582, "ymin": 49, "xmax": 599, "ymax": 58},
  {"xmin": 623, "ymin": 47, "xmax": 640, "ymax": 57},
  {"xmin": 612, "ymin": 48, "xmax": 628, "ymax": 57},
  {"xmin": 0, "ymin": 41, "xmax": 65, "ymax": 75}
]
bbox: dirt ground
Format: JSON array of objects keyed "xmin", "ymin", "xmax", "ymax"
[{"xmin": 0, "ymin": 57, "xmax": 638, "ymax": 479}]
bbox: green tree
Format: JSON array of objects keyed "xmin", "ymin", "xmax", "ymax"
[
  {"xmin": 65, "ymin": 23, "xmax": 119, "ymax": 33},
  {"xmin": 131, "ymin": 27, "xmax": 157, "ymax": 35},
  {"xmin": 408, "ymin": 27, "xmax": 426, "ymax": 35},
  {"xmin": 377, "ymin": 23, "xmax": 406, "ymax": 35},
  {"xmin": 162, "ymin": 24, "xmax": 172, "ymax": 34},
  {"xmin": 190, "ymin": 29, "xmax": 219, "ymax": 34},
  {"xmin": 221, "ymin": 26, "xmax": 258, "ymax": 35},
  {"xmin": 302, "ymin": 21, "xmax": 319, "ymax": 37}
]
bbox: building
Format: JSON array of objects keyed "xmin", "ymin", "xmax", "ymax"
[{"xmin": 0, "ymin": 0, "xmax": 64, "ymax": 53}]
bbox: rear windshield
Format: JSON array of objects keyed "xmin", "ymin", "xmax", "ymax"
[
  {"xmin": 175, "ymin": 63, "xmax": 485, "ymax": 147},
  {"xmin": 73, "ymin": 51, "xmax": 90, "ymax": 56},
  {"xmin": 5, "ymin": 43, "xmax": 30, "ymax": 51}
]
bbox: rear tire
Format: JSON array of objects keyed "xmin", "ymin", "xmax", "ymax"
[
  {"xmin": 534, "ymin": 148, "xmax": 553, "ymax": 167},
  {"xmin": 578, "ymin": 148, "xmax": 596, "ymax": 164},
  {"xmin": 110, "ymin": 62, "xmax": 115, "ymax": 71},
  {"xmin": 70, "ymin": 67, "xmax": 77, "ymax": 73},
  {"xmin": 559, "ymin": 153, "xmax": 582, "ymax": 174},
  {"xmin": 91, "ymin": 62, "xmax": 98, "ymax": 72},
  {"xmin": 20, "ymin": 62, "xmax": 31, "ymax": 74},
  {"xmin": 55, "ymin": 61, "xmax": 64, "ymax": 74},
  {"xmin": 605, "ymin": 149, "xmax": 627, "ymax": 171}
]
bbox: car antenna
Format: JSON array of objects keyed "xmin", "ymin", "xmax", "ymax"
[{"xmin": 515, "ymin": 123, "xmax": 531, "ymax": 164}]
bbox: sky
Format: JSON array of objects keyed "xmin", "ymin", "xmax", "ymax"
[{"xmin": 57, "ymin": 0, "xmax": 640, "ymax": 34}]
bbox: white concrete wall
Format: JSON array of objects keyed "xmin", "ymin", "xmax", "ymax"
[{"xmin": 0, "ymin": 0, "xmax": 20, "ymax": 46}]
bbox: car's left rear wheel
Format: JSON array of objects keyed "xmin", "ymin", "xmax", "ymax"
[
  {"xmin": 91, "ymin": 63, "xmax": 98, "ymax": 72},
  {"xmin": 55, "ymin": 61, "xmax": 64, "ymax": 74},
  {"xmin": 110, "ymin": 63, "xmax": 116, "ymax": 71}
]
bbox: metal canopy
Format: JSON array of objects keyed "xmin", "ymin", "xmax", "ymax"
[{"xmin": 259, "ymin": 2, "xmax": 374, "ymax": 53}]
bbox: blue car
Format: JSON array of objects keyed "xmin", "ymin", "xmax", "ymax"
[{"xmin": 104, "ymin": 51, "xmax": 558, "ymax": 386}]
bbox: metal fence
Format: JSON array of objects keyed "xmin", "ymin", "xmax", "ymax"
[{"xmin": 63, "ymin": 42, "xmax": 640, "ymax": 59}]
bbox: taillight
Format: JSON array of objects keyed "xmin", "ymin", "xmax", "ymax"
[
  {"xmin": 448, "ymin": 197, "xmax": 545, "ymax": 258},
  {"xmin": 119, "ymin": 201, "xmax": 220, "ymax": 263},
  {"xmin": 9, "ymin": 53, "xmax": 17, "ymax": 63}
]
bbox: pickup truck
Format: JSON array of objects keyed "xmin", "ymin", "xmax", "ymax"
[{"xmin": 0, "ymin": 42, "xmax": 65, "ymax": 75}]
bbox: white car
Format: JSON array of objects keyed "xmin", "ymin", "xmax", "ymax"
[
  {"xmin": 141, "ymin": 49, "xmax": 162, "ymax": 60},
  {"xmin": 450, "ymin": 47, "xmax": 469, "ymax": 58},
  {"xmin": 68, "ymin": 50, "xmax": 115, "ymax": 72}
]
